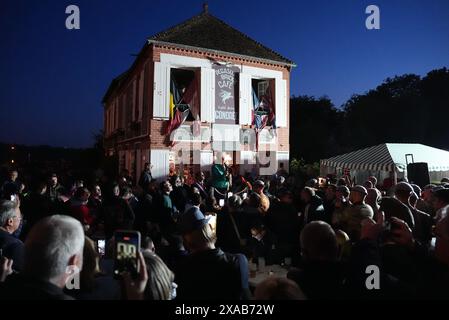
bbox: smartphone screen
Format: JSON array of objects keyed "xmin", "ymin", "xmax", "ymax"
[
  {"xmin": 242, "ymin": 192, "xmax": 247, "ymax": 200},
  {"xmin": 96, "ymin": 239, "xmax": 106, "ymax": 257},
  {"xmin": 113, "ymin": 230, "xmax": 141, "ymax": 279},
  {"xmin": 219, "ymin": 199, "xmax": 225, "ymax": 207}
]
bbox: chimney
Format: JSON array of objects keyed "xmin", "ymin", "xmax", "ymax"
[{"xmin": 203, "ymin": 2, "xmax": 209, "ymax": 14}]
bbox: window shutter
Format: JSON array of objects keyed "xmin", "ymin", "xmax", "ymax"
[
  {"xmin": 200, "ymin": 67, "xmax": 215, "ymax": 123},
  {"xmin": 239, "ymin": 73, "xmax": 252, "ymax": 125},
  {"xmin": 153, "ymin": 62, "xmax": 170, "ymax": 119},
  {"xmin": 275, "ymin": 78, "xmax": 287, "ymax": 127},
  {"xmin": 150, "ymin": 149, "xmax": 170, "ymax": 181}
]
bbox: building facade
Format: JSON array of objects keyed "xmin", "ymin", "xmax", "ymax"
[{"xmin": 103, "ymin": 6, "xmax": 294, "ymax": 182}]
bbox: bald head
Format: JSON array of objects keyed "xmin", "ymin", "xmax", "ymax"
[
  {"xmin": 255, "ymin": 277, "xmax": 306, "ymax": 300},
  {"xmin": 24, "ymin": 215, "xmax": 84, "ymax": 285},
  {"xmin": 300, "ymin": 221, "xmax": 338, "ymax": 262}
]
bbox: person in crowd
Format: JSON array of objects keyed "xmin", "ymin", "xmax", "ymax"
[
  {"xmin": 142, "ymin": 251, "xmax": 176, "ymax": 300},
  {"xmin": 418, "ymin": 184, "xmax": 437, "ymax": 217},
  {"xmin": 21, "ymin": 181, "xmax": 50, "ymax": 238},
  {"xmin": 191, "ymin": 171, "xmax": 208, "ymax": 200},
  {"xmin": 67, "ymin": 237, "xmax": 120, "ymax": 300},
  {"xmin": 299, "ymin": 187, "xmax": 325, "ymax": 226},
  {"xmin": 176, "ymin": 206, "xmax": 248, "ymax": 300},
  {"xmin": 0, "ymin": 215, "xmax": 84, "ymax": 300},
  {"xmin": 211, "ymin": 155, "xmax": 229, "ymax": 199},
  {"xmin": 332, "ymin": 185, "xmax": 350, "ymax": 228},
  {"xmin": 142, "ymin": 236, "xmax": 156, "ymax": 256},
  {"xmin": 394, "ymin": 182, "xmax": 432, "ymax": 244},
  {"xmin": 364, "ymin": 180, "xmax": 373, "ymax": 190},
  {"xmin": 366, "ymin": 188, "xmax": 382, "ymax": 219},
  {"xmin": 170, "ymin": 175, "xmax": 189, "ymax": 214},
  {"xmin": 88, "ymin": 184, "xmax": 103, "ymax": 218},
  {"xmin": 254, "ymin": 277, "xmax": 306, "ymax": 300},
  {"xmin": 1, "ymin": 170, "xmax": 21, "ymax": 199},
  {"xmin": 46, "ymin": 173, "xmax": 65, "ymax": 204},
  {"xmin": 323, "ymin": 184, "xmax": 337, "ymax": 224},
  {"xmin": 249, "ymin": 220, "xmax": 279, "ymax": 265},
  {"xmin": 216, "ymin": 195, "xmax": 249, "ymax": 254},
  {"xmin": 134, "ymin": 181, "xmax": 157, "ymax": 236},
  {"xmin": 265, "ymin": 188, "xmax": 299, "ymax": 260},
  {"xmin": 102, "ymin": 184, "xmax": 135, "ymax": 240},
  {"xmin": 368, "ymin": 176, "xmax": 378, "ymax": 189},
  {"xmin": 253, "ymin": 180, "xmax": 270, "ymax": 216},
  {"xmin": 380, "ymin": 197, "xmax": 415, "ymax": 231},
  {"xmin": 121, "ymin": 186, "xmax": 139, "ymax": 211},
  {"xmin": 434, "ymin": 188, "xmax": 449, "ymax": 224},
  {"xmin": 138, "ymin": 162, "xmax": 153, "ymax": 191},
  {"xmin": 287, "ymin": 221, "xmax": 345, "ymax": 299},
  {"xmin": 70, "ymin": 187, "xmax": 94, "ymax": 230},
  {"xmin": 339, "ymin": 185, "xmax": 373, "ymax": 241},
  {"xmin": 0, "ymin": 200, "xmax": 24, "ymax": 271}
]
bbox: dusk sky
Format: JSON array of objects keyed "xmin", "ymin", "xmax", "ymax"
[{"xmin": 1, "ymin": 0, "xmax": 448, "ymax": 148}]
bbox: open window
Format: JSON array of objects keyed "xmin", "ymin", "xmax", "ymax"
[
  {"xmin": 169, "ymin": 68, "xmax": 199, "ymax": 122},
  {"xmin": 252, "ymin": 78, "xmax": 275, "ymax": 125}
]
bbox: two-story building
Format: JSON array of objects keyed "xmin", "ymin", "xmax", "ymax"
[{"xmin": 102, "ymin": 4, "xmax": 294, "ymax": 182}]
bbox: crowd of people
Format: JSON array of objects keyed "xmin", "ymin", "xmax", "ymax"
[{"xmin": 0, "ymin": 158, "xmax": 448, "ymax": 300}]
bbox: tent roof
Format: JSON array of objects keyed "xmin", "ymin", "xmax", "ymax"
[{"xmin": 321, "ymin": 143, "xmax": 449, "ymax": 172}]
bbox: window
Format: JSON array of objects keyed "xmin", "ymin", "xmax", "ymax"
[{"xmin": 170, "ymin": 68, "xmax": 198, "ymax": 122}]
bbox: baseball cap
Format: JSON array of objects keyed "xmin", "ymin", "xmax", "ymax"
[
  {"xmin": 337, "ymin": 185, "xmax": 350, "ymax": 197},
  {"xmin": 394, "ymin": 182, "xmax": 413, "ymax": 194},
  {"xmin": 177, "ymin": 207, "xmax": 211, "ymax": 234},
  {"xmin": 351, "ymin": 185, "xmax": 368, "ymax": 196}
]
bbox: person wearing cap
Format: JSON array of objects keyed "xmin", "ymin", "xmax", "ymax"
[
  {"xmin": 394, "ymin": 182, "xmax": 432, "ymax": 244},
  {"xmin": 366, "ymin": 188, "xmax": 381, "ymax": 219},
  {"xmin": 339, "ymin": 185, "xmax": 373, "ymax": 241},
  {"xmin": 253, "ymin": 180, "xmax": 270, "ymax": 216},
  {"xmin": 331, "ymin": 186, "xmax": 350, "ymax": 228},
  {"xmin": 300, "ymin": 187, "xmax": 325, "ymax": 228},
  {"xmin": 176, "ymin": 206, "xmax": 249, "ymax": 300}
]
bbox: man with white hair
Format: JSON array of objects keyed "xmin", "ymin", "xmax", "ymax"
[
  {"xmin": 0, "ymin": 200, "xmax": 24, "ymax": 271},
  {"xmin": 0, "ymin": 215, "xmax": 84, "ymax": 300}
]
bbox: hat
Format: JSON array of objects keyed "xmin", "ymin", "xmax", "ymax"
[
  {"xmin": 351, "ymin": 185, "xmax": 368, "ymax": 196},
  {"xmin": 337, "ymin": 185, "xmax": 350, "ymax": 197},
  {"xmin": 254, "ymin": 180, "xmax": 265, "ymax": 188},
  {"xmin": 177, "ymin": 207, "xmax": 211, "ymax": 234},
  {"xmin": 394, "ymin": 182, "xmax": 413, "ymax": 194}
]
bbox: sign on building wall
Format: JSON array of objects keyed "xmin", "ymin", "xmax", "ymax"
[{"xmin": 214, "ymin": 65, "xmax": 239, "ymax": 124}]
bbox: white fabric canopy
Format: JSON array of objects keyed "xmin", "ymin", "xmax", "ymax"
[{"xmin": 321, "ymin": 143, "xmax": 449, "ymax": 172}]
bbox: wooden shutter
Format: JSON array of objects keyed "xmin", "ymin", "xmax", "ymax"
[
  {"xmin": 153, "ymin": 62, "xmax": 170, "ymax": 119},
  {"xmin": 239, "ymin": 73, "xmax": 252, "ymax": 125},
  {"xmin": 200, "ymin": 67, "xmax": 215, "ymax": 123}
]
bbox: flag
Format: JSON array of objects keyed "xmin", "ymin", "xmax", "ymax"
[{"xmin": 170, "ymin": 78, "xmax": 182, "ymax": 119}]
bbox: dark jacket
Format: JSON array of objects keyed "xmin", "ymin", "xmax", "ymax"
[
  {"xmin": 138, "ymin": 170, "xmax": 153, "ymax": 191},
  {"xmin": 287, "ymin": 261, "xmax": 346, "ymax": 299},
  {"xmin": 102, "ymin": 196, "xmax": 135, "ymax": 239},
  {"xmin": 0, "ymin": 274, "xmax": 74, "ymax": 300},
  {"xmin": 176, "ymin": 248, "xmax": 245, "ymax": 300},
  {"xmin": 301, "ymin": 195, "xmax": 325, "ymax": 226},
  {"xmin": 0, "ymin": 229, "xmax": 24, "ymax": 271},
  {"xmin": 216, "ymin": 208, "xmax": 250, "ymax": 254}
]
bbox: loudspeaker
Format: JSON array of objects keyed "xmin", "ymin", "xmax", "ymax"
[{"xmin": 407, "ymin": 162, "xmax": 430, "ymax": 187}]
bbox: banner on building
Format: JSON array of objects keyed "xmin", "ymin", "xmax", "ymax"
[{"xmin": 214, "ymin": 65, "xmax": 239, "ymax": 124}]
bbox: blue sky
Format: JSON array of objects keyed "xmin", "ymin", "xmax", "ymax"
[{"xmin": 1, "ymin": 0, "xmax": 448, "ymax": 147}]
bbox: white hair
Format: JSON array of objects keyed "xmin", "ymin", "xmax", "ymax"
[
  {"xmin": 24, "ymin": 215, "xmax": 84, "ymax": 280},
  {"xmin": 0, "ymin": 200, "xmax": 19, "ymax": 227}
]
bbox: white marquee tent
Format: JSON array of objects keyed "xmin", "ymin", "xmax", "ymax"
[{"xmin": 320, "ymin": 143, "xmax": 449, "ymax": 184}]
